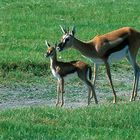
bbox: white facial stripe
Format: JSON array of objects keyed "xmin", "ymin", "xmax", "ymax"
[{"xmin": 62, "ymin": 34, "xmax": 69, "ymax": 43}]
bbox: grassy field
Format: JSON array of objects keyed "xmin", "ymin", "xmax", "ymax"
[
  {"xmin": 0, "ymin": 0, "xmax": 140, "ymax": 139},
  {"xmin": 1, "ymin": 0, "xmax": 140, "ymax": 83},
  {"xmin": 0, "ymin": 102, "xmax": 140, "ymax": 140}
]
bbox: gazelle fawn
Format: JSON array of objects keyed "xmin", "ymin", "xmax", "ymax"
[
  {"xmin": 57, "ymin": 26, "xmax": 140, "ymax": 103},
  {"xmin": 44, "ymin": 41, "xmax": 98, "ymax": 107}
]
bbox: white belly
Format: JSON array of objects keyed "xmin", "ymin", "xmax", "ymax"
[
  {"xmin": 82, "ymin": 46, "xmax": 128, "ymax": 64},
  {"xmin": 82, "ymin": 55, "xmax": 104, "ymax": 64},
  {"xmin": 108, "ymin": 46, "xmax": 128, "ymax": 63},
  {"xmin": 89, "ymin": 58, "xmax": 104, "ymax": 64}
]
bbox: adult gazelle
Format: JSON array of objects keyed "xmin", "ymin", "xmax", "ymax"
[{"xmin": 57, "ymin": 26, "xmax": 140, "ymax": 103}]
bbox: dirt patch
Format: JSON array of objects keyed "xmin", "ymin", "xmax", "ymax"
[{"xmin": 0, "ymin": 68, "xmax": 139, "ymax": 109}]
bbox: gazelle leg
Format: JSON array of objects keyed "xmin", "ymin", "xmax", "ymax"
[
  {"xmin": 78, "ymin": 70, "xmax": 98, "ymax": 105},
  {"xmin": 93, "ymin": 63, "xmax": 99, "ymax": 88},
  {"xmin": 89, "ymin": 63, "xmax": 98, "ymax": 99},
  {"xmin": 60, "ymin": 78, "xmax": 64, "ymax": 107},
  {"xmin": 91, "ymin": 86, "xmax": 98, "ymax": 104},
  {"xmin": 132, "ymin": 65, "xmax": 140, "ymax": 101},
  {"xmin": 130, "ymin": 68, "xmax": 137, "ymax": 101},
  {"xmin": 56, "ymin": 80, "xmax": 60, "ymax": 106},
  {"xmin": 133, "ymin": 70, "xmax": 139, "ymax": 100},
  {"xmin": 87, "ymin": 85, "xmax": 91, "ymax": 105},
  {"xmin": 126, "ymin": 53, "xmax": 138, "ymax": 101},
  {"xmin": 104, "ymin": 61, "xmax": 117, "ymax": 103},
  {"xmin": 85, "ymin": 80, "xmax": 98, "ymax": 105}
]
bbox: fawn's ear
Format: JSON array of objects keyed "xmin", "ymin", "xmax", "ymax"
[
  {"xmin": 59, "ymin": 25, "xmax": 67, "ymax": 34},
  {"xmin": 45, "ymin": 40, "xmax": 50, "ymax": 48}
]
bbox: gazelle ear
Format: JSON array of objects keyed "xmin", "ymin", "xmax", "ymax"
[
  {"xmin": 71, "ymin": 26, "xmax": 76, "ymax": 36},
  {"xmin": 45, "ymin": 40, "xmax": 50, "ymax": 48},
  {"xmin": 59, "ymin": 25, "xmax": 67, "ymax": 34}
]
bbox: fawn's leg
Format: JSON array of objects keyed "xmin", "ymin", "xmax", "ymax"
[
  {"xmin": 60, "ymin": 78, "xmax": 64, "ymax": 107},
  {"xmin": 56, "ymin": 80, "xmax": 60, "ymax": 106}
]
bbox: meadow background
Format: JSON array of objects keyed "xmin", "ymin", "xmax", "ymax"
[{"xmin": 0, "ymin": 0, "xmax": 140, "ymax": 139}]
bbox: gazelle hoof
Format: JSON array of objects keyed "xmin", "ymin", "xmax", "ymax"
[
  {"xmin": 95, "ymin": 101, "xmax": 98, "ymax": 104},
  {"xmin": 90, "ymin": 95, "xmax": 93, "ymax": 99},
  {"xmin": 87, "ymin": 101, "xmax": 90, "ymax": 106},
  {"xmin": 129, "ymin": 97, "xmax": 134, "ymax": 102},
  {"xmin": 60, "ymin": 102, "xmax": 64, "ymax": 107},
  {"xmin": 113, "ymin": 100, "xmax": 116, "ymax": 104}
]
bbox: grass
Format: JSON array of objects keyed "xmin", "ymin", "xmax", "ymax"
[
  {"xmin": 0, "ymin": 0, "xmax": 140, "ymax": 139},
  {"xmin": 0, "ymin": 102, "xmax": 140, "ymax": 140},
  {"xmin": 1, "ymin": 0, "xmax": 140, "ymax": 84}
]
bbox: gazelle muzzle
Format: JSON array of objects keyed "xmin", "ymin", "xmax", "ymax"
[{"xmin": 57, "ymin": 42, "xmax": 65, "ymax": 52}]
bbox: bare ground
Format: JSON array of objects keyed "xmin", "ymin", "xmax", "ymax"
[{"xmin": 0, "ymin": 67, "xmax": 140, "ymax": 110}]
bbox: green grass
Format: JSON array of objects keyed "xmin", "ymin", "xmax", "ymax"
[
  {"xmin": 1, "ymin": 0, "xmax": 140, "ymax": 83},
  {"xmin": 0, "ymin": 102, "xmax": 140, "ymax": 140},
  {"xmin": 0, "ymin": 1, "xmax": 140, "ymax": 139}
]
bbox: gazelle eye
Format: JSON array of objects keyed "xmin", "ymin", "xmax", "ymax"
[{"xmin": 66, "ymin": 38, "xmax": 69, "ymax": 42}]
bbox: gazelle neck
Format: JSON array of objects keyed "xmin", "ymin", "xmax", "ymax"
[
  {"xmin": 72, "ymin": 37, "xmax": 97, "ymax": 58},
  {"xmin": 50, "ymin": 51, "xmax": 57, "ymax": 67},
  {"xmin": 72, "ymin": 37, "xmax": 86, "ymax": 49}
]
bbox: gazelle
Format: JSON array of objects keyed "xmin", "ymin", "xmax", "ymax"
[
  {"xmin": 44, "ymin": 41, "xmax": 98, "ymax": 107},
  {"xmin": 57, "ymin": 26, "xmax": 140, "ymax": 103}
]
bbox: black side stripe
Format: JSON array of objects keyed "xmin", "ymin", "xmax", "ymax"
[{"xmin": 103, "ymin": 39, "xmax": 128, "ymax": 59}]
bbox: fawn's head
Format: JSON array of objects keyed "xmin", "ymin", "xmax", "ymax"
[
  {"xmin": 57, "ymin": 26, "xmax": 76, "ymax": 52},
  {"xmin": 44, "ymin": 41, "xmax": 57, "ymax": 58}
]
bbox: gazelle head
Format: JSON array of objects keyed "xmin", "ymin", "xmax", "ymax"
[
  {"xmin": 56, "ymin": 26, "xmax": 76, "ymax": 52},
  {"xmin": 44, "ymin": 41, "xmax": 57, "ymax": 58}
]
